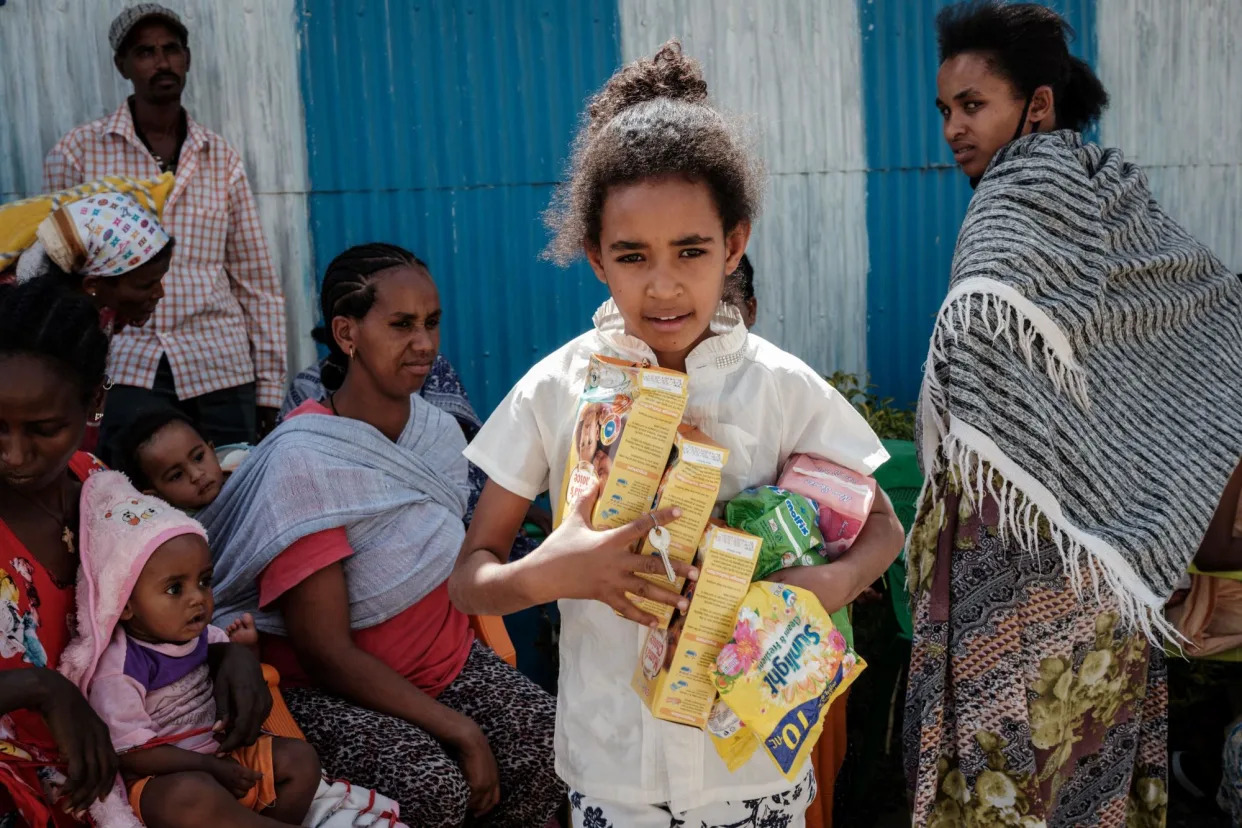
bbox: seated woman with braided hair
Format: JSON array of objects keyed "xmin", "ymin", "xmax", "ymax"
[
  {"xmin": 279, "ymin": 251, "xmax": 551, "ymax": 553},
  {"xmin": 202, "ymin": 243, "xmax": 563, "ymax": 828}
]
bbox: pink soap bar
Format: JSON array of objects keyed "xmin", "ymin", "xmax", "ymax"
[{"xmin": 777, "ymin": 454, "xmax": 876, "ymax": 559}]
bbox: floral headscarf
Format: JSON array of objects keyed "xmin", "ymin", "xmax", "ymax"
[
  {"xmin": 0, "ymin": 173, "xmax": 173, "ymax": 275},
  {"xmin": 34, "ymin": 192, "xmax": 171, "ymax": 279}
]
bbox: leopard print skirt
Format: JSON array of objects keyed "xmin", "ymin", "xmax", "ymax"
[{"xmin": 284, "ymin": 641, "xmax": 564, "ymax": 827}]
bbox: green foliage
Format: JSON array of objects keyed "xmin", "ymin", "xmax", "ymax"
[{"xmin": 825, "ymin": 371, "xmax": 916, "ymax": 442}]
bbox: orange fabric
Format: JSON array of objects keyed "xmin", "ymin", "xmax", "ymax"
[
  {"xmin": 127, "ymin": 735, "xmax": 276, "ymax": 820},
  {"xmin": 471, "ymin": 615, "xmax": 517, "ymax": 667},
  {"xmin": 228, "ymin": 736, "xmax": 277, "ymax": 810},
  {"xmin": 1168, "ymin": 575, "xmax": 1242, "ymax": 656},
  {"xmin": 805, "ymin": 690, "xmax": 849, "ymax": 828},
  {"xmin": 126, "ymin": 777, "xmax": 150, "ymax": 818},
  {"xmin": 261, "ymin": 665, "xmax": 306, "ymax": 741}
]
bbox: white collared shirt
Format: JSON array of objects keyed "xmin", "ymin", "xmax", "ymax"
[{"xmin": 464, "ymin": 300, "xmax": 888, "ymax": 811}]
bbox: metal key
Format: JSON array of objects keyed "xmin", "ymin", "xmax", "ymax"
[{"xmin": 648, "ymin": 525, "xmax": 675, "ymax": 583}]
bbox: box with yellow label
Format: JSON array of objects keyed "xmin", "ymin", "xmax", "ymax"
[
  {"xmin": 632, "ymin": 523, "xmax": 761, "ymax": 728},
  {"xmin": 630, "ymin": 424, "xmax": 729, "ymax": 627},
  {"xmin": 559, "ymin": 354, "xmax": 689, "ymax": 531}
]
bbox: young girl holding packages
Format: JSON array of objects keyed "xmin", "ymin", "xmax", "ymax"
[{"xmin": 449, "ymin": 43, "xmax": 905, "ymax": 827}]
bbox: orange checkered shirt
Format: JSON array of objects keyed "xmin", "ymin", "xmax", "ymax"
[{"xmin": 45, "ymin": 101, "xmax": 287, "ymax": 407}]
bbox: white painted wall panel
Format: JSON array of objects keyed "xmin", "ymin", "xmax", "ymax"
[
  {"xmin": 1098, "ymin": 0, "xmax": 1242, "ymax": 272},
  {"xmin": 0, "ymin": 0, "xmax": 316, "ymax": 374},
  {"xmin": 618, "ymin": 0, "xmax": 869, "ymax": 378}
]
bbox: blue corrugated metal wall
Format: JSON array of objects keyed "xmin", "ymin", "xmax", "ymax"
[
  {"xmin": 296, "ymin": 0, "xmax": 1104, "ymax": 413},
  {"xmin": 297, "ymin": 0, "xmax": 618, "ymax": 415},
  {"xmin": 859, "ymin": 0, "xmax": 1097, "ymax": 407}
]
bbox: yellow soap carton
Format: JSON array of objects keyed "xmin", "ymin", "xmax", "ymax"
[
  {"xmin": 632, "ymin": 523, "xmax": 761, "ymax": 728},
  {"xmin": 630, "ymin": 425, "xmax": 729, "ymax": 627},
  {"xmin": 559, "ymin": 355, "xmax": 689, "ymax": 530}
]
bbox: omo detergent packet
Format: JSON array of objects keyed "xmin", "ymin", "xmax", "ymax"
[
  {"xmin": 713, "ymin": 582, "xmax": 865, "ymax": 780},
  {"xmin": 725, "ymin": 487, "xmax": 826, "ymax": 580}
]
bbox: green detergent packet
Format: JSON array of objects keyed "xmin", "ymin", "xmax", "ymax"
[{"xmin": 725, "ymin": 486, "xmax": 827, "ymax": 580}]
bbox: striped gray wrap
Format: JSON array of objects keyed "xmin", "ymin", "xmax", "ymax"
[{"xmin": 917, "ymin": 129, "xmax": 1242, "ymax": 642}]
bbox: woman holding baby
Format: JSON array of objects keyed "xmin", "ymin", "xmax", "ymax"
[
  {"xmin": 202, "ymin": 243, "xmax": 564, "ymax": 828},
  {"xmin": 0, "ymin": 278, "xmax": 269, "ymax": 826}
]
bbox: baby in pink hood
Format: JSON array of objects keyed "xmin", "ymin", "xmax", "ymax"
[{"xmin": 60, "ymin": 471, "xmax": 319, "ymax": 827}]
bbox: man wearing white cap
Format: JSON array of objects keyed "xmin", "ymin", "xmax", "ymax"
[{"xmin": 45, "ymin": 3, "xmax": 287, "ymax": 457}]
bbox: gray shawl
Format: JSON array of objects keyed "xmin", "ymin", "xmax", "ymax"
[
  {"xmin": 202, "ymin": 394, "xmax": 470, "ymax": 634},
  {"xmin": 917, "ymin": 130, "xmax": 1242, "ymax": 643}
]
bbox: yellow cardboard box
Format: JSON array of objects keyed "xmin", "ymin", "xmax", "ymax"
[
  {"xmin": 632, "ymin": 523, "xmax": 761, "ymax": 728},
  {"xmin": 559, "ymin": 355, "xmax": 689, "ymax": 530},
  {"xmin": 630, "ymin": 424, "xmax": 729, "ymax": 628}
]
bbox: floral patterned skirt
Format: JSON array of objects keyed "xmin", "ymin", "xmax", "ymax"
[{"xmin": 903, "ymin": 477, "xmax": 1169, "ymax": 827}]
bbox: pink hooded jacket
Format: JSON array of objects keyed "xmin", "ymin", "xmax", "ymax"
[
  {"xmin": 57, "ymin": 471, "xmax": 208, "ymax": 828},
  {"xmin": 53, "ymin": 472, "xmax": 412, "ymax": 828}
]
